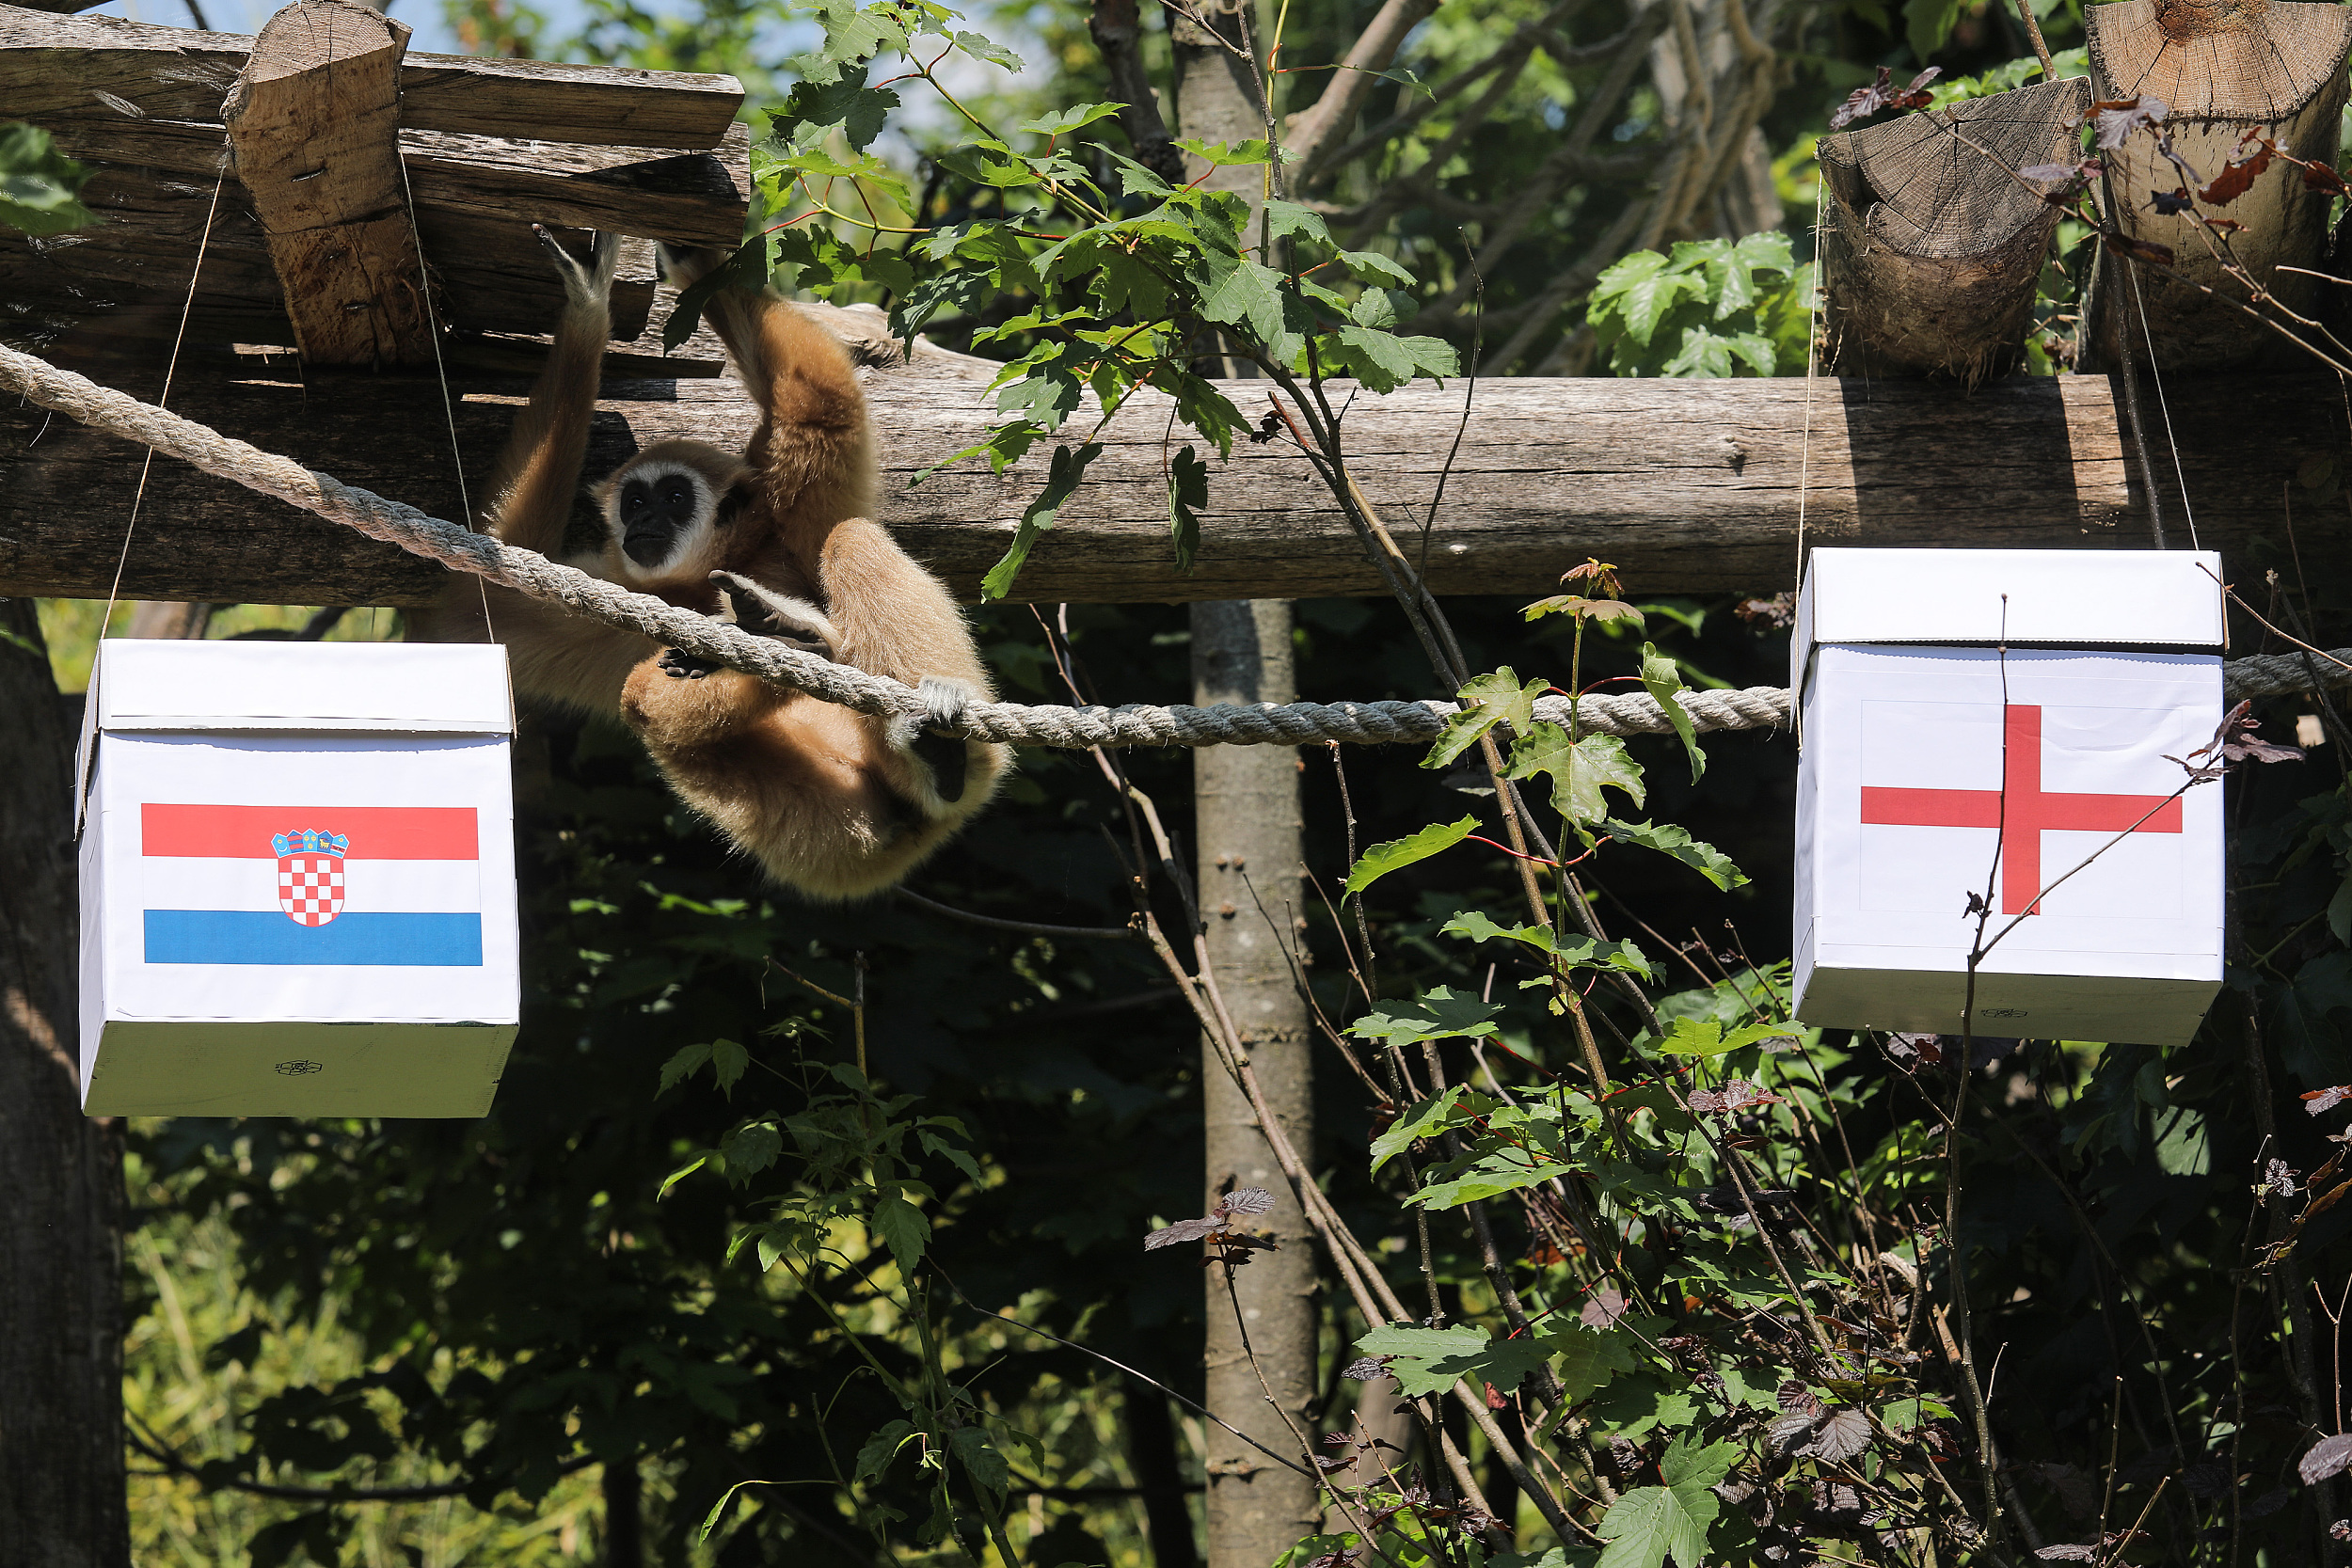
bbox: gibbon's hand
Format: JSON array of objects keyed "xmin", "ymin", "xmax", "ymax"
[
  {"xmin": 913, "ymin": 676, "xmax": 977, "ymax": 803},
  {"xmin": 656, "ymin": 647, "xmax": 719, "ymax": 680},
  {"xmin": 533, "ymin": 225, "xmax": 620, "ymax": 308},
  {"xmin": 709, "ymin": 572, "xmax": 837, "ymax": 658}
]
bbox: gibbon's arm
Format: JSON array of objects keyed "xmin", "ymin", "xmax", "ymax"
[{"xmin": 485, "ymin": 229, "xmax": 620, "ymax": 555}]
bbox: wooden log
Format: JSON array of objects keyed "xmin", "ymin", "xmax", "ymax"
[
  {"xmin": 0, "ymin": 5, "xmax": 742, "ymax": 149},
  {"xmin": 0, "ymin": 166, "xmax": 662, "ymax": 354},
  {"xmin": 2, "ymin": 357, "xmax": 2344, "ymax": 610},
  {"xmin": 222, "ymin": 0, "xmax": 435, "ymax": 369},
  {"xmin": 2085, "ymin": 0, "xmax": 2352, "ymax": 371},
  {"xmin": 1818, "ymin": 76, "xmax": 2091, "ymax": 383},
  {"xmin": 34, "ymin": 121, "xmax": 752, "ymax": 250}
]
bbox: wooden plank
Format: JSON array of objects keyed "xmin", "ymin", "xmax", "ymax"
[
  {"xmin": 5, "ymin": 361, "xmax": 2344, "ymax": 610},
  {"xmin": 0, "ymin": 4, "xmax": 741, "ymax": 148},
  {"xmin": 0, "ymin": 166, "xmax": 660, "ymax": 354},
  {"xmin": 223, "ymin": 0, "xmax": 436, "ymax": 369},
  {"xmin": 35, "ymin": 121, "xmax": 750, "ymax": 249}
]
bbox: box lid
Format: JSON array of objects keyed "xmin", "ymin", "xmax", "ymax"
[
  {"xmin": 76, "ymin": 641, "xmax": 515, "ymax": 829},
  {"xmin": 1796, "ymin": 548, "xmax": 2227, "ymax": 680}
]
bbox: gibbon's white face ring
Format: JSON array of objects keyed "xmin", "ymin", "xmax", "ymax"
[{"xmin": 607, "ymin": 462, "xmax": 721, "ymax": 581}]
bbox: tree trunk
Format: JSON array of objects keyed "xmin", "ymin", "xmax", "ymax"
[
  {"xmin": 1818, "ymin": 75, "xmax": 2090, "ymax": 383},
  {"xmin": 1173, "ymin": 15, "xmax": 1322, "ymax": 1566},
  {"xmin": 1192, "ymin": 600, "xmax": 1320, "ymax": 1568},
  {"xmin": 0, "ymin": 598, "xmax": 128, "ymax": 1568}
]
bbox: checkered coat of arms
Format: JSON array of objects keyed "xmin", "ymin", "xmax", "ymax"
[{"xmin": 273, "ymin": 830, "xmax": 350, "ymax": 927}]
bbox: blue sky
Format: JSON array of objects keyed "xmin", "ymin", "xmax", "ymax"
[{"xmin": 83, "ymin": 0, "xmax": 587, "ymax": 61}]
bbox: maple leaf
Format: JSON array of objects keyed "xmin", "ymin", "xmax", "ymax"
[
  {"xmin": 2092, "ymin": 95, "xmax": 2168, "ymax": 150},
  {"xmin": 2198, "ymin": 142, "xmax": 2272, "ymax": 205}
]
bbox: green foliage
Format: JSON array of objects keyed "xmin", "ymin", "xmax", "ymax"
[
  {"xmin": 0, "ymin": 122, "xmax": 94, "ymax": 236},
  {"xmin": 1588, "ymin": 233, "xmax": 1812, "ymax": 378},
  {"xmin": 1345, "ymin": 815, "xmax": 1479, "ymax": 894}
]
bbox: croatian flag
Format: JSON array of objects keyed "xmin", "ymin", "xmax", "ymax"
[{"xmin": 141, "ymin": 804, "xmax": 484, "ymax": 967}]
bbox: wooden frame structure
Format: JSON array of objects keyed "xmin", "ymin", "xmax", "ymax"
[{"xmin": 5, "ymin": 0, "xmax": 2351, "ymax": 609}]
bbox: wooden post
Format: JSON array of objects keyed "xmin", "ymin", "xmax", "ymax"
[
  {"xmin": 2084, "ymin": 0, "xmax": 2352, "ymax": 371},
  {"xmin": 1818, "ymin": 75, "xmax": 2091, "ymax": 383},
  {"xmin": 222, "ymin": 0, "xmax": 436, "ymax": 369}
]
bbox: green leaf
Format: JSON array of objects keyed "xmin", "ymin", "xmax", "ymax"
[
  {"xmin": 1263, "ymin": 198, "xmax": 1331, "ymax": 246},
  {"xmin": 1174, "ymin": 136, "xmax": 1278, "ymax": 166},
  {"xmin": 1596, "ymin": 1486, "xmax": 1712, "ymax": 1568},
  {"xmin": 917, "ymin": 1128, "xmax": 984, "ymax": 1184},
  {"xmin": 1167, "ymin": 444, "xmax": 1208, "ymax": 572},
  {"xmin": 711, "ymin": 1037, "xmax": 750, "ymax": 1094},
  {"xmin": 1599, "ymin": 819, "xmax": 1748, "ymax": 890},
  {"xmin": 1659, "ymin": 1433, "xmax": 1740, "ymax": 1490},
  {"xmin": 981, "ymin": 441, "xmax": 1102, "ymax": 599},
  {"xmin": 659, "ymin": 1041, "xmax": 712, "ymax": 1093},
  {"xmin": 1424, "ymin": 669, "xmax": 1548, "ymax": 769},
  {"xmin": 1339, "ymin": 247, "xmax": 1416, "ymax": 285},
  {"xmin": 1506, "ymin": 722, "xmax": 1646, "ymax": 825},
  {"xmin": 1343, "ymin": 815, "xmax": 1476, "ymax": 895},
  {"xmin": 1647, "ymin": 1017, "xmax": 1796, "ymax": 1056},
  {"xmin": 1638, "ymin": 641, "xmax": 1705, "ymax": 783},
  {"xmin": 1191, "ymin": 254, "xmax": 1291, "ymax": 341},
  {"xmin": 949, "ymin": 1423, "xmax": 1011, "ymax": 1498},
  {"xmin": 1588, "ymin": 251, "xmax": 1701, "ymax": 351},
  {"xmin": 1349, "ymin": 986, "xmax": 1502, "ymax": 1048},
  {"xmin": 0, "ymin": 122, "xmax": 96, "ymax": 237},
  {"xmin": 1021, "ymin": 102, "xmax": 1126, "ymax": 136},
  {"xmin": 870, "ymin": 1191, "xmax": 930, "ymax": 1273},
  {"xmin": 1369, "ymin": 1085, "xmax": 1474, "ymax": 1171},
  {"xmin": 854, "ymin": 1418, "xmax": 919, "ymax": 1483},
  {"xmin": 1542, "ymin": 1324, "xmax": 1639, "ymax": 1401},
  {"xmin": 720, "ymin": 1119, "xmax": 781, "ymax": 1179},
  {"xmin": 1440, "ymin": 910, "xmax": 1557, "ymax": 954},
  {"xmin": 953, "ymin": 29, "xmax": 1025, "ymax": 70}
]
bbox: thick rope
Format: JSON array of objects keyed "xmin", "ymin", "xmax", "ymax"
[{"xmin": 0, "ymin": 341, "xmax": 2340, "ymax": 748}]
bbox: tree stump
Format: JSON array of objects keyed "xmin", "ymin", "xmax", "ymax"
[
  {"xmin": 1817, "ymin": 76, "xmax": 2092, "ymax": 384},
  {"xmin": 2084, "ymin": 0, "xmax": 2352, "ymax": 371}
]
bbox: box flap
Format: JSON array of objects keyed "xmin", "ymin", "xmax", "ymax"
[
  {"xmin": 89, "ymin": 641, "xmax": 516, "ymax": 736},
  {"xmin": 1799, "ymin": 548, "xmax": 2227, "ymax": 657}
]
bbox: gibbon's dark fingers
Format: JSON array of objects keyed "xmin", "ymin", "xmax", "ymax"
[
  {"xmin": 914, "ymin": 676, "xmax": 977, "ymax": 804},
  {"xmin": 532, "ymin": 224, "xmax": 620, "ymax": 309},
  {"xmin": 710, "ymin": 570, "xmax": 837, "ymax": 657}
]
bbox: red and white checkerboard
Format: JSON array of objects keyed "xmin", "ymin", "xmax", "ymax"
[{"xmin": 276, "ymin": 854, "xmax": 346, "ymax": 927}]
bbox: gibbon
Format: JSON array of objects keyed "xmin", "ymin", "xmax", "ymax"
[{"xmin": 414, "ymin": 227, "xmax": 1008, "ymax": 899}]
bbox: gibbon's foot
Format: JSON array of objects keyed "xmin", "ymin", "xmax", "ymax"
[
  {"xmin": 657, "ymin": 647, "xmax": 721, "ymax": 680},
  {"xmin": 709, "ymin": 571, "xmax": 837, "ymax": 657},
  {"xmin": 534, "ymin": 225, "xmax": 620, "ymax": 306},
  {"xmin": 913, "ymin": 676, "xmax": 976, "ymax": 804}
]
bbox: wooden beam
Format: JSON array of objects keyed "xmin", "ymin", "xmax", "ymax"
[
  {"xmin": 5, "ymin": 164, "xmax": 666, "ymax": 354},
  {"xmin": 1818, "ymin": 75, "xmax": 2090, "ymax": 383},
  {"xmin": 36, "ymin": 120, "xmax": 752, "ymax": 250},
  {"xmin": 0, "ymin": 4, "xmax": 742, "ymax": 149},
  {"xmin": 2085, "ymin": 0, "xmax": 2352, "ymax": 371},
  {"xmin": 222, "ymin": 0, "xmax": 434, "ymax": 369},
  {"xmin": 4, "ymin": 356, "xmax": 2344, "ymax": 609}
]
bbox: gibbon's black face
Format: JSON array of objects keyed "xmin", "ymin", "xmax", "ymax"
[{"xmin": 616, "ymin": 467, "xmax": 709, "ymax": 567}]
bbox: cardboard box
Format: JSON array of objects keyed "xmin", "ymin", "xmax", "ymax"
[
  {"xmin": 76, "ymin": 641, "xmax": 520, "ymax": 1117},
  {"xmin": 1790, "ymin": 549, "xmax": 2227, "ymax": 1047}
]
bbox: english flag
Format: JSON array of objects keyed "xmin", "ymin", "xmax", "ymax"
[{"xmin": 139, "ymin": 803, "xmax": 485, "ymax": 967}]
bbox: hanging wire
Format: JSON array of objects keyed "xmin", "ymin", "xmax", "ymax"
[{"xmin": 101, "ymin": 170, "xmax": 227, "ymax": 636}]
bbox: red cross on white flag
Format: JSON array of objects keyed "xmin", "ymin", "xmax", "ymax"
[{"xmin": 1859, "ymin": 705, "xmax": 2185, "ymax": 916}]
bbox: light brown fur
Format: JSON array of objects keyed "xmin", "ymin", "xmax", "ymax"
[{"xmin": 414, "ymin": 230, "xmax": 1007, "ymax": 900}]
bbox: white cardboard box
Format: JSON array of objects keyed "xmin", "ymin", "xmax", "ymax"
[
  {"xmin": 76, "ymin": 641, "xmax": 521, "ymax": 1117},
  {"xmin": 1790, "ymin": 549, "xmax": 2227, "ymax": 1047}
]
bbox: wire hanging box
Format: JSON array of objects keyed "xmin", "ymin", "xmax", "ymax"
[
  {"xmin": 1791, "ymin": 548, "xmax": 2229, "ymax": 1047},
  {"xmin": 75, "ymin": 641, "xmax": 522, "ymax": 1117}
]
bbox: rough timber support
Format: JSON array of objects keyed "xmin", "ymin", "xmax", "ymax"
[
  {"xmin": 2084, "ymin": 0, "xmax": 2352, "ymax": 371},
  {"xmin": 4, "ymin": 353, "xmax": 2347, "ymax": 608},
  {"xmin": 223, "ymin": 0, "xmax": 433, "ymax": 370},
  {"xmin": 1818, "ymin": 76, "xmax": 2092, "ymax": 383}
]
